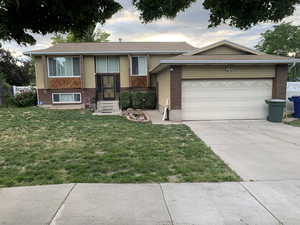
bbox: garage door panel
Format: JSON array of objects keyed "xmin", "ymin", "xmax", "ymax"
[{"xmin": 182, "ymin": 79, "xmax": 272, "ymax": 120}]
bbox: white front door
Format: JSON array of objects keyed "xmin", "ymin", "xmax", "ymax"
[{"xmin": 182, "ymin": 79, "xmax": 273, "ymax": 120}]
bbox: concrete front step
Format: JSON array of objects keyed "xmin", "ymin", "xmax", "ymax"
[{"xmin": 96, "ymin": 101, "xmax": 120, "ymax": 113}]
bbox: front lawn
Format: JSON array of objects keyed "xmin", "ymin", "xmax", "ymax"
[{"xmin": 0, "ymin": 107, "xmax": 239, "ymax": 187}]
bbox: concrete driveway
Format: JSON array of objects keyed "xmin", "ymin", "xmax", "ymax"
[
  {"xmin": 2, "ymin": 181, "xmax": 300, "ymax": 225},
  {"xmin": 186, "ymin": 120, "xmax": 300, "ymax": 181}
]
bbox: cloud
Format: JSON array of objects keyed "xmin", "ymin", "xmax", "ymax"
[{"xmin": 2, "ymin": 1, "xmax": 300, "ymax": 58}]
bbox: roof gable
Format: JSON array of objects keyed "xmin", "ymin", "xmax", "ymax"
[{"xmin": 185, "ymin": 40, "xmax": 264, "ymax": 56}]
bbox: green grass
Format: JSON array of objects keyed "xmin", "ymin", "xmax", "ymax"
[
  {"xmin": 0, "ymin": 107, "xmax": 240, "ymax": 187},
  {"xmin": 287, "ymin": 119, "xmax": 300, "ymax": 126}
]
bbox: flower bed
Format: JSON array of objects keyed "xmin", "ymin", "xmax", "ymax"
[{"xmin": 124, "ymin": 108, "xmax": 150, "ymax": 123}]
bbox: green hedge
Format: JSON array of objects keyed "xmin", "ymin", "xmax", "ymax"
[
  {"xmin": 120, "ymin": 91, "xmax": 156, "ymax": 110},
  {"xmin": 120, "ymin": 92, "xmax": 131, "ymax": 109},
  {"xmin": 11, "ymin": 91, "xmax": 37, "ymax": 107}
]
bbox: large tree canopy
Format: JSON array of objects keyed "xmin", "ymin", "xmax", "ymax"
[
  {"xmin": 0, "ymin": 0, "xmax": 121, "ymax": 45},
  {"xmin": 255, "ymin": 22, "xmax": 300, "ymax": 56},
  {"xmin": 202, "ymin": 0, "xmax": 300, "ymax": 29},
  {"xmin": 51, "ymin": 26, "xmax": 110, "ymax": 44},
  {"xmin": 1, "ymin": 0, "xmax": 300, "ymax": 45}
]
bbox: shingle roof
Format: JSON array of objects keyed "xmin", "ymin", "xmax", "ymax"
[
  {"xmin": 24, "ymin": 42, "xmax": 197, "ymax": 55},
  {"xmin": 150, "ymin": 54, "xmax": 299, "ymax": 73}
]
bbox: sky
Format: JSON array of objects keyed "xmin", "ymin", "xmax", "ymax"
[{"xmin": 1, "ymin": 1, "xmax": 300, "ymax": 59}]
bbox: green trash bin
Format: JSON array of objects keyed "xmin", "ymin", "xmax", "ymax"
[{"xmin": 265, "ymin": 99, "xmax": 286, "ymax": 122}]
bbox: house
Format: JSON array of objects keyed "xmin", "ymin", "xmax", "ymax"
[{"xmin": 24, "ymin": 40, "xmax": 298, "ymax": 121}]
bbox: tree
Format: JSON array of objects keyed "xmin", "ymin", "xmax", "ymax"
[
  {"xmin": 51, "ymin": 26, "xmax": 110, "ymax": 44},
  {"xmin": 0, "ymin": 47, "xmax": 35, "ymax": 86},
  {"xmin": 255, "ymin": 23, "xmax": 300, "ymax": 81},
  {"xmin": 1, "ymin": 0, "xmax": 300, "ymax": 45},
  {"xmin": 201, "ymin": 0, "xmax": 300, "ymax": 30},
  {"xmin": 255, "ymin": 23, "xmax": 300, "ymax": 56}
]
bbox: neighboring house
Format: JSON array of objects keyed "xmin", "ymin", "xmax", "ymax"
[{"xmin": 24, "ymin": 40, "xmax": 299, "ymax": 121}]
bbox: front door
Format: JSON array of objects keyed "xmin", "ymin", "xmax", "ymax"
[{"xmin": 99, "ymin": 74, "xmax": 115, "ymax": 100}]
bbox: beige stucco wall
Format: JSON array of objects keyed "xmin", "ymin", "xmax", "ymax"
[
  {"xmin": 35, "ymin": 56, "xmax": 45, "ymax": 89},
  {"xmin": 120, "ymin": 56, "xmax": 130, "ymax": 87},
  {"xmin": 182, "ymin": 65, "xmax": 276, "ymax": 79},
  {"xmin": 83, "ymin": 56, "xmax": 95, "ymax": 88},
  {"xmin": 34, "ymin": 54, "xmax": 173, "ymax": 89},
  {"xmin": 156, "ymin": 68, "xmax": 170, "ymax": 109},
  {"xmin": 149, "ymin": 55, "xmax": 175, "ymax": 71},
  {"xmin": 84, "ymin": 55, "xmax": 129, "ymax": 88},
  {"xmin": 198, "ymin": 46, "xmax": 249, "ymax": 55}
]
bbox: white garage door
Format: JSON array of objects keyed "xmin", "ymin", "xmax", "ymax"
[{"xmin": 182, "ymin": 79, "xmax": 272, "ymax": 120}]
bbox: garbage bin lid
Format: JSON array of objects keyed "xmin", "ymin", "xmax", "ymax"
[{"xmin": 267, "ymin": 99, "xmax": 286, "ymax": 103}]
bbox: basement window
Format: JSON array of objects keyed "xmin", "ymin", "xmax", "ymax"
[{"xmin": 52, "ymin": 93, "xmax": 81, "ymax": 104}]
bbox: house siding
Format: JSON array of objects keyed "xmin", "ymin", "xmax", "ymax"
[
  {"xmin": 156, "ymin": 68, "xmax": 170, "ymax": 111},
  {"xmin": 182, "ymin": 65, "xmax": 275, "ymax": 79},
  {"xmin": 120, "ymin": 56, "xmax": 130, "ymax": 87},
  {"xmin": 35, "ymin": 54, "xmax": 170, "ymax": 107},
  {"xmin": 197, "ymin": 46, "xmax": 249, "ymax": 55},
  {"xmin": 83, "ymin": 56, "xmax": 96, "ymax": 88},
  {"xmin": 35, "ymin": 56, "xmax": 45, "ymax": 89},
  {"xmin": 149, "ymin": 55, "xmax": 175, "ymax": 71}
]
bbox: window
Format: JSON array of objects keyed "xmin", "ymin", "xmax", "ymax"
[
  {"xmin": 52, "ymin": 93, "xmax": 81, "ymax": 104},
  {"xmin": 96, "ymin": 56, "xmax": 120, "ymax": 73},
  {"xmin": 131, "ymin": 56, "xmax": 147, "ymax": 76},
  {"xmin": 48, "ymin": 57, "xmax": 80, "ymax": 77}
]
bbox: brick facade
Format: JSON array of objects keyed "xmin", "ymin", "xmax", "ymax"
[
  {"xmin": 37, "ymin": 88, "xmax": 96, "ymax": 107},
  {"xmin": 272, "ymin": 64, "xmax": 288, "ymax": 99},
  {"xmin": 170, "ymin": 66, "xmax": 182, "ymax": 110}
]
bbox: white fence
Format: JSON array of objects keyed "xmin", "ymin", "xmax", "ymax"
[
  {"xmin": 12, "ymin": 86, "xmax": 33, "ymax": 96},
  {"xmin": 287, "ymin": 82, "xmax": 300, "ymax": 113}
]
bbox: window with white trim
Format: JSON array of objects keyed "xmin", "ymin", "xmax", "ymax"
[
  {"xmin": 52, "ymin": 93, "xmax": 81, "ymax": 104},
  {"xmin": 131, "ymin": 56, "xmax": 147, "ymax": 76},
  {"xmin": 96, "ymin": 56, "xmax": 120, "ymax": 73},
  {"xmin": 48, "ymin": 57, "xmax": 80, "ymax": 77}
]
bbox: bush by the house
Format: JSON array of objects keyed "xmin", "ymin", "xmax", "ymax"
[
  {"xmin": 131, "ymin": 91, "xmax": 156, "ymax": 109},
  {"xmin": 120, "ymin": 91, "xmax": 156, "ymax": 110},
  {"xmin": 120, "ymin": 91, "xmax": 131, "ymax": 109},
  {"xmin": 11, "ymin": 91, "xmax": 37, "ymax": 107}
]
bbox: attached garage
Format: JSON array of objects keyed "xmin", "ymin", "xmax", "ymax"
[
  {"xmin": 182, "ymin": 79, "xmax": 272, "ymax": 120},
  {"xmin": 151, "ymin": 40, "xmax": 294, "ymax": 121}
]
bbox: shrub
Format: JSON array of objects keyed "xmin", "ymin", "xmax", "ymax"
[
  {"xmin": 120, "ymin": 91, "xmax": 156, "ymax": 110},
  {"xmin": 11, "ymin": 91, "xmax": 37, "ymax": 107},
  {"xmin": 120, "ymin": 91, "xmax": 131, "ymax": 109},
  {"xmin": 131, "ymin": 91, "xmax": 156, "ymax": 109}
]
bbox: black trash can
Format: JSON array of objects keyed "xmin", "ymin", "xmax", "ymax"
[{"xmin": 265, "ymin": 99, "xmax": 286, "ymax": 122}]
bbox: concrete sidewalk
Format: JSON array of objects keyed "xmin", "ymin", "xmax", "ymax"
[{"xmin": 1, "ymin": 181, "xmax": 300, "ymax": 225}]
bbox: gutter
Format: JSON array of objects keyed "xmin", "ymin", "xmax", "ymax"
[
  {"xmin": 23, "ymin": 50, "xmax": 191, "ymax": 56},
  {"xmin": 150, "ymin": 58, "xmax": 300, "ymax": 74},
  {"xmin": 160, "ymin": 59, "xmax": 300, "ymax": 64}
]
